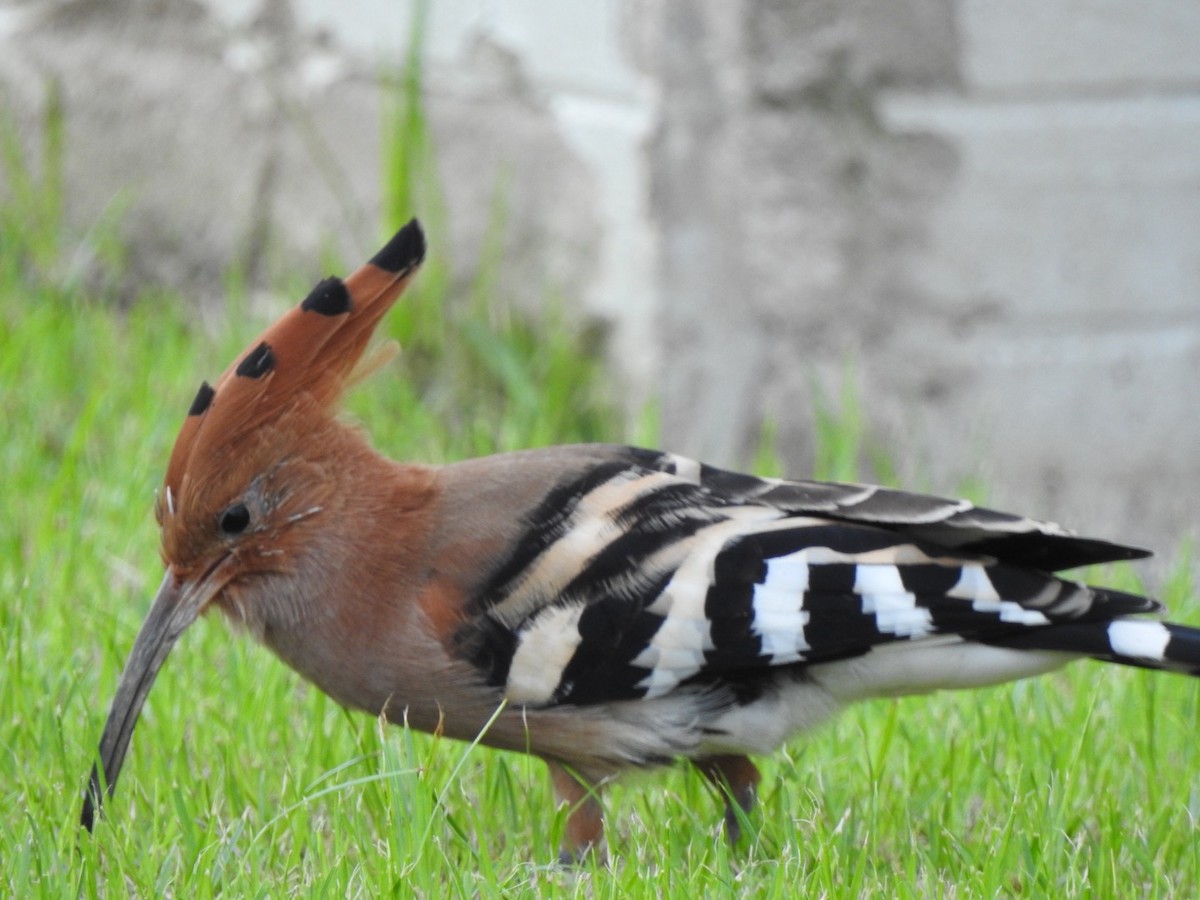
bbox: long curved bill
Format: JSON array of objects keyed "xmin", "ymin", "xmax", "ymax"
[{"xmin": 81, "ymin": 566, "xmax": 223, "ymax": 831}]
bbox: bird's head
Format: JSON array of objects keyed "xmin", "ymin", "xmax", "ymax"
[{"xmin": 81, "ymin": 220, "xmax": 426, "ymax": 830}]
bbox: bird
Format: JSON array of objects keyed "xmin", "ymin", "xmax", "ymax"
[{"xmin": 82, "ymin": 219, "xmax": 1200, "ymax": 862}]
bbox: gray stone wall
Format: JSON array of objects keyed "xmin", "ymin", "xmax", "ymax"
[
  {"xmin": 640, "ymin": 0, "xmax": 961, "ymax": 467},
  {"xmin": 2, "ymin": 0, "xmax": 1196, "ymax": 558},
  {"xmin": 0, "ymin": 0, "xmax": 598, "ymax": 308}
]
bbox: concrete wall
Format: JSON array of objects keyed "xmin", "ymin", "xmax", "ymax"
[
  {"xmin": 2, "ymin": 0, "xmax": 1196, "ymax": 557},
  {"xmin": 877, "ymin": 2, "xmax": 1200, "ymax": 553}
]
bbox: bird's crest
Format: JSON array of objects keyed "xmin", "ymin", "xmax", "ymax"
[{"xmin": 159, "ymin": 219, "xmax": 425, "ymax": 529}]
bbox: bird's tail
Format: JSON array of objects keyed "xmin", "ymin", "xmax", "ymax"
[{"xmin": 992, "ymin": 618, "xmax": 1200, "ymax": 677}]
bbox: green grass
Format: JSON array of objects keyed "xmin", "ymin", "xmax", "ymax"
[{"xmin": 3, "ymin": 49, "xmax": 1200, "ymax": 897}]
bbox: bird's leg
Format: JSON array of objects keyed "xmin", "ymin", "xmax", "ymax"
[
  {"xmin": 694, "ymin": 754, "xmax": 761, "ymax": 844},
  {"xmin": 546, "ymin": 760, "xmax": 605, "ymax": 864}
]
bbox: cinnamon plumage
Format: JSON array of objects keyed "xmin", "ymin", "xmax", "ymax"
[{"xmin": 82, "ymin": 220, "xmax": 1200, "ymax": 860}]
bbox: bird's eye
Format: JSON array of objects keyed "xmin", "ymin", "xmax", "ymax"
[{"xmin": 219, "ymin": 502, "xmax": 251, "ymax": 535}]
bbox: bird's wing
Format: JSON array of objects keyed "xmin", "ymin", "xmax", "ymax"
[
  {"xmin": 446, "ymin": 445, "xmax": 1159, "ymax": 709},
  {"xmin": 644, "ymin": 448, "xmax": 1149, "ymax": 571}
]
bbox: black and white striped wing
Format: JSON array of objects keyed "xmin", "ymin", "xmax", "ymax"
[
  {"xmin": 656, "ymin": 451, "xmax": 1150, "ymax": 571},
  {"xmin": 452, "ymin": 450, "xmax": 1177, "ymax": 710}
]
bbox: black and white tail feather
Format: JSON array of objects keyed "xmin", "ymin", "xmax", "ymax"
[{"xmin": 454, "ymin": 445, "xmax": 1200, "ymax": 764}]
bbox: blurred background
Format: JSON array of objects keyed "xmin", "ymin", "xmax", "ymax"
[{"xmin": 2, "ymin": 0, "xmax": 1197, "ymax": 557}]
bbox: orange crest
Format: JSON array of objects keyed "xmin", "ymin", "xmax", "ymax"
[{"xmin": 157, "ymin": 220, "xmax": 425, "ymax": 542}]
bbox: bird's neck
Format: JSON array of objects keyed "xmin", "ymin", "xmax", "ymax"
[{"xmin": 238, "ymin": 435, "xmax": 444, "ymax": 712}]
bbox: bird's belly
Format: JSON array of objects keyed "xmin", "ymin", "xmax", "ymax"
[{"xmin": 810, "ymin": 639, "xmax": 1076, "ymax": 703}]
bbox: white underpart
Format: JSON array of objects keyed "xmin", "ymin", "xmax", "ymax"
[
  {"xmin": 950, "ymin": 563, "xmax": 1051, "ymax": 625},
  {"xmin": 635, "ymin": 509, "xmax": 789, "ymax": 697},
  {"xmin": 506, "ymin": 602, "xmax": 586, "ymax": 704},
  {"xmin": 855, "ymin": 564, "xmax": 935, "ymax": 638},
  {"xmin": 1107, "ymin": 620, "xmax": 1171, "ymax": 661},
  {"xmin": 815, "ymin": 639, "xmax": 1074, "ymax": 705},
  {"xmin": 701, "ymin": 679, "xmax": 845, "ymax": 756},
  {"xmin": 701, "ymin": 640, "xmax": 1074, "ymax": 756}
]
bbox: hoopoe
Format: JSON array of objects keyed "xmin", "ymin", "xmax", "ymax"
[{"xmin": 83, "ymin": 220, "xmax": 1200, "ymax": 861}]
